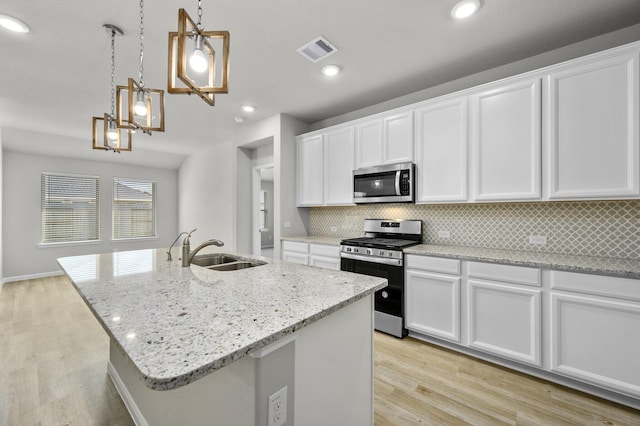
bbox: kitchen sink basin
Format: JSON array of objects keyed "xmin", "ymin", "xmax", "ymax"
[
  {"xmin": 190, "ymin": 253, "xmax": 267, "ymax": 271},
  {"xmin": 207, "ymin": 260, "xmax": 267, "ymax": 271},
  {"xmin": 190, "ymin": 253, "xmax": 240, "ymax": 267}
]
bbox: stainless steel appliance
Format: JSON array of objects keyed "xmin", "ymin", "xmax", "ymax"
[
  {"xmin": 353, "ymin": 162, "xmax": 415, "ymax": 204},
  {"xmin": 340, "ymin": 219, "xmax": 422, "ymax": 338}
]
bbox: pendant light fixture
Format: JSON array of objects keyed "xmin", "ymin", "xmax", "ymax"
[
  {"xmin": 92, "ymin": 24, "xmax": 132, "ymax": 152},
  {"xmin": 117, "ymin": 0, "xmax": 165, "ymax": 134},
  {"xmin": 167, "ymin": 0, "xmax": 230, "ymax": 106}
]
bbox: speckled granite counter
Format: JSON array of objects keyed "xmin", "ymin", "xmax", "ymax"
[
  {"xmin": 281, "ymin": 236, "xmax": 344, "ymax": 246},
  {"xmin": 57, "ymin": 248, "xmax": 386, "ymax": 391},
  {"xmin": 405, "ymin": 244, "xmax": 640, "ymax": 279}
]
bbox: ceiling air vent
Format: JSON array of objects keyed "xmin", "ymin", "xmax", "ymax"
[{"xmin": 297, "ymin": 36, "xmax": 338, "ymax": 63}]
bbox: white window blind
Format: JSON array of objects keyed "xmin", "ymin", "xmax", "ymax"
[
  {"xmin": 113, "ymin": 178, "xmax": 156, "ymax": 239},
  {"xmin": 41, "ymin": 173, "xmax": 100, "ymax": 243}
]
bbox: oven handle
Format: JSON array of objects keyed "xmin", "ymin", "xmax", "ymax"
[{"xmin": 341, "ymin": 252, "xmax": 403, "ymax": 267}]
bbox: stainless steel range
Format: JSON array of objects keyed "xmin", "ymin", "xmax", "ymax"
[{"xmin": 340, "ymin": 219, "xmax": 422, "ymax": 338}]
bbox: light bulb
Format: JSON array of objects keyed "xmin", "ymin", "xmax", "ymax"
[
  {"xmin": 107, "ymin": 119, "xmax": 118, "ymax": 141},
  {"xmin": 189, "ymin": 35, "xmax": 208, "ymax": 73},
  {"xmin": 134, "ymin": 90, "xmax": 147, "ymax": 117}
]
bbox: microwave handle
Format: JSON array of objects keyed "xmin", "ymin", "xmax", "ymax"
[{"xmin": 395, "ymin": 170, "xmax": 401, "ymax": 196}]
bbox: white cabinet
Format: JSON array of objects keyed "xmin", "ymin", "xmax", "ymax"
[
  {"xmin": 471, "ymin": 78, "xmax": 542, "ymax": 201},
  {"xmin": 297, "ymin": 134, "xmax": 324, "ymax": 206},
  {"xmin": 324, "ymin": 127, "xmax": 355, "ymax": 205},
  {"xmin": 405, "ymin": 255, "xmax": 461, "ymax": 342},
  {"xmin": 355, "ymin": 110, "xmax": 413, "ymax": 169},
  {"xmin": 414, "ymin": 96, "xmax": 468, "ymax": 203},
  {"xmin": 297, "ymin": 127, "xmax": 355, "ymax": 207},
  {"xmin": 546, "ymin": 52, "xmax": 640, "ymax": 199},
  {"xmin": 550, "ymin": 271, "xmax": 640, "ymax": 398},
  {"xmin": 282, "ymin": 241, "xmax": 309, "ymax": 265},
  {"xmin": 281, "ymin": 241, "xmax": 340, "ymax": 271}
]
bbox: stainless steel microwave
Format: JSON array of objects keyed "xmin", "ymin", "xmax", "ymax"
[{"xmin": 353, "ymin": 162, "xmax": 415, "ymax": 204}]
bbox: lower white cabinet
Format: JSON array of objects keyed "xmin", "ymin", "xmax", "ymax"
[
  {"xmin": 550, "ymin": 271, "xmax": 640, "ymax": 398},
  {"xmin": 282, "ymin": 241, "xmax": 340, "ymax": 271},
  {"xmin": 467, "ymin": 279, "xmax": 542, "ymax": 366}
]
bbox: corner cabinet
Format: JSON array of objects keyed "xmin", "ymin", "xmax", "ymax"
[
  {"xmin": 546, "ymin": 52, "xmax": 640, "ymax": 200},
  {"xmin": 470, "ymin": 78, "xmax": 542, "ymax": 201},
  {"xmin": 355, "ymin": 110, "xmax": 413, "ymax": 169},
  {"xmin": 297, "ymin": 127, "xmax": 355, "ymax": 207}
]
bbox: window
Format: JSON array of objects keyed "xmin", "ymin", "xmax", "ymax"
[
  {"xmin": 41, "ymin": 173, "xmax": 100, "ymax": 244},
  {"xmin": 112, "ymin": 178, "xmax": 156, "ymax": 239},
  {"xmin": 260, "ymin": 190, "xmax": 267, "ymax": 230}
]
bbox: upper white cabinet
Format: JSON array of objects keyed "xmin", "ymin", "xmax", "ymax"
[
  {"xmin": 297, "ymin": 127, "xmax": 355, "ymax": 207},
  {"xmin": 471, "ymin": 78, "xmax": 542, "ymax": 201},
  {"xmin": 355, "ymin": 110, "xmax": 413, "ymax": 169},
  {"xmin": 297, "ymin": 134, "xmax": 324, "ymax": 206},
  {"xmin": 546, "ymin": 52, "xmax": 640, "ymax": 200},
  {"xmin": 414, "ymin": 96, "xmax": 469, "ymax": 203}
]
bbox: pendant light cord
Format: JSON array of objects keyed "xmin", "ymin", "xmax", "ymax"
[
  {"xmin": 110, "ymin": 29, "xmax": 116, "ymax": 118},
  {"xmin": 138, "ymin": 0, "xmax": 145, "ymax": 87},
  {"xmin": 196, "ymin": 0, "xmax": 203, "ymax": 31}
]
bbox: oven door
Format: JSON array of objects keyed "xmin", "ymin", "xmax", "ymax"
[{"xmin": 340, "ymin": 253, "xmax": 405, "ymax": 337}]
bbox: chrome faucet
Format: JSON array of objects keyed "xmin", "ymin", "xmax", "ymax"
[
  {"xmin": 167, "ymin": 231, "xmax": 188, "ymax": 261},
  {"xmin": 181, "ymin": 229, "xmax": 224, "ymax": 267}
]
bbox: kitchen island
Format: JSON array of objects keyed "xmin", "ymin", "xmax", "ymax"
[{"xmin": 57, "ymin": 248, "xmax": 386, "ymax": 426}]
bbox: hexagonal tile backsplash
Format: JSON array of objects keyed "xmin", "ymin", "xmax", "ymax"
[{"xmin": 309, "ymin": 200, "xmax": 640, "ymax": 259}]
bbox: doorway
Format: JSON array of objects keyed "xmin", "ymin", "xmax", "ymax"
[{"xmin": 252, "ymin": 164, "xmax": 275, "ymax": 257}]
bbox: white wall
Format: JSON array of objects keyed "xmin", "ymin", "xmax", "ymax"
[
  {"xmin": 0, "ymin": 126, "xmax": 3, "ymax": 283},
  {"xmin": 178, "ymin": 140, "xmax": 234, "ymax": 248},
  {"xmin": 2, "ymin": 150, "xmax": 179, "ymax": 280}
]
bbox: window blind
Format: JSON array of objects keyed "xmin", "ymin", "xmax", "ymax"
[
  {"xmin": 41, "ymin": 173, "xmax": 100, "ymax": 243},
  {"xmin": 113, "ymin": 178, "xmax": 156, "ymax": 239}
]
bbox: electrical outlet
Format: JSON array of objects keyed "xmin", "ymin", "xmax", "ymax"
[
  {"xmin": 438, "ymin": 230, "xmax": 451, "ymax": 239},
  {"xmin": 268, "ymin": 386, "xmax": 287, "ymax": 426},
  {"xmin": 330, "ymin": 226, "xmax": 337, "ymax": 233},
  {"xmin": 529, "ymin": 235, "xmax": 547, "ymax": 245},
  {"xmin": 283, "ymin": 222, "xmax": 291, "ymax": 229}
]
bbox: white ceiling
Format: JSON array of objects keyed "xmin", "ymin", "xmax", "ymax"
[{"xmin": 1, "ymin": 0, "xmax": 640, "ymax": 168}]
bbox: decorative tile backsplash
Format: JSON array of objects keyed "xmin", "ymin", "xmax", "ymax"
[{"xmin": 309, "ymin": 200, "xmax": 640, "ymax": 259}]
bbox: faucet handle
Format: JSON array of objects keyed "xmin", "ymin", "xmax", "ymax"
[{"xmin": 183, "ymin": 228, "xmax": 197, "ymax": 245}]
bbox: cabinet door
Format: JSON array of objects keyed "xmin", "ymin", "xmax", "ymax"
[
  {"xmin": 472, "ymin": 79, "xmax": 542, "ymax": 201},
  {"xmin": 468, "ymin": 279, "xmax": 542, "ymax": 366},
  {"xmin": 547, "ymin": 53, "xmax": 640, "ymax": 199},
  {"xmin": 405, "ymin": 270, "xmax": 461, "ymax": 342},
  {"xmin": 415, "ymin": 97, "xmax": 468, "ymax": 203},
  {"xmin": 324, "ymin": 127, "xmax": 355, "ymax": 205},
  {"xmin": 355, "ymin": 119, "xmax": 383, "ymax": 169},
  {"xmin": 282, "ymin": 252, "xmax": 309, "ymax": 265},
  {"xmin": 297, "ymin": 134, "xmax": 324, "ymax": 206},
  {"xmin": 384, "ymin": 111, "xmax": 414, "ymax": 164},
  {"xmin": 550, "ymin": 292, "xmax": 640, "ymax": 397}
]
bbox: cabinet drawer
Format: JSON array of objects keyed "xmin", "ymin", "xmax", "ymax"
[
  {"xmin": 282, "ymin": 241, "xmax": 309, "ymax": 254},
  {"xmin": 406, "ymin": 255, "xmax": 461, "ymax": 275},
  {"xmin": 468, "ymin": 262, "xmax": 541, "ymax": 287},
  {"xmin": 309, "ymin": 255, "xmax": 340, "ymax": 271},
  {"xmin": 550, "ymin": 270, "xmax": 640, "ymax": 302},
  {"xmin": 309, "ymin": 243, "xmax": 340, "ymax": 258}
]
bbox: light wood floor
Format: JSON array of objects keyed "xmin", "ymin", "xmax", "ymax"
[{"xmin": 2, "ymin": 276, "xmax": 639, "ymax": 425}]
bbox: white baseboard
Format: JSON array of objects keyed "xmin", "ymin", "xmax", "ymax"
[
  {"xmin": 1, "ymin": 270, "xmax": 64, "ymax": 286},
  {"xmin": 107, "ymin": 361, "xmax": 148, "ymax": 426}
]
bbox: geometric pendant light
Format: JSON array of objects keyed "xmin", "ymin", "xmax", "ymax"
[
  {"xmin": 117, "ymin": 0, "xmax": 165, "ymax": 134},
  {"xmin": 167, "ymin": 0, "xmax": 230, "ymax": 106},
  {"xmin": 92, "ymin": 24, "xmax": 132, "ymax": 152}
]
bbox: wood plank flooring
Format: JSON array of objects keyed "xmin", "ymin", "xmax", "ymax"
[{"xmin": 1, "ymin": 276, "xmax": 639, "ymax": 425}]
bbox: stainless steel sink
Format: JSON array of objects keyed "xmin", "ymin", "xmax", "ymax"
[
  {"xmin": 190, "ymin": 253, "xmax": 240, "ymax": 267},
  {"xmin": 207, "ymin": 261, "xmax": 266, "ymax": 271},
  {"xmin": 190, "ymin": 253, "xmax": 267, "ymax": 271}
]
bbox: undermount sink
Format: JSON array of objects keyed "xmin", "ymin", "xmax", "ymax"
[{"xmin": 190, "ymin": 253, "xmax": 267, "ymax": 271}]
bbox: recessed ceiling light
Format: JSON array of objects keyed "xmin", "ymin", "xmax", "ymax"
[
  {"xmin": 451, "ymin": 0, "xmax": 482, "ymax": 19},
  {"xmin": 242, "ymin": 105, "xmax": 255, "ymax": 113},
  {"xmin": 0, "ymin": 14, "xmax": 29, "ymax": 33},
  {"xmin": 322, "ymin": 65, "xmax": 341, "ymax": 77}
]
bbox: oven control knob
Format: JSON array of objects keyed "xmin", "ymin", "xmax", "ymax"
[
  {"xmin": 381, "ymin": 291, "xmax": 389, "ymax": 299},
  {"xmin": 366, "ymin": 248, "xmax": 373, "ymax": 255},
  {"xmin": 388, "ymin": 252, "xmax": 394, "ymax": 257},
  {"xmin": 346, "ymin": 247, "xmax": 351, "ymax": 252},
  {"xmin": 379, "ymin": 250, "xmax": 385, "ymax": 257}
]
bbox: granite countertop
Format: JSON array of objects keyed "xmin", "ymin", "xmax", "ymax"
[
  {"xmin": 281, "ymin": 235, "xmax": 344, "ymax": 246},
  {"xmin": 405, "ymin": 244, "xmax": 640, "ymax": 280},
  {"xmin": 57, "ymin": 248, "xmax": 386, "ymax": 391}
]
